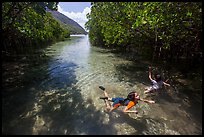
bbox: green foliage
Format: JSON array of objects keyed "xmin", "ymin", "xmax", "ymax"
[
  {"xmin": 2, "ymin": 2, "xmax": 70, "ymax": 54},
  {"xmin": 87, "ymin": 2, "xmax": 202, "ymax": 65}
]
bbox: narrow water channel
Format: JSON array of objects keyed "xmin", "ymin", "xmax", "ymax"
[{"xmin": 2, "ymin": 35, "xmax": 202, "ymax": 135}]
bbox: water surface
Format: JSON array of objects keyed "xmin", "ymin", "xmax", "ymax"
[{"xmin": 2, "ymin": 35, "xmax": 202, "ymax": 135}]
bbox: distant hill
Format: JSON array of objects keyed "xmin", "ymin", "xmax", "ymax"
[{"xmin": 46, "ymin": 8, "xmax": 88, "ymax": 35}]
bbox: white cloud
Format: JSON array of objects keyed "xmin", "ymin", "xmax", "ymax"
[{"xmin": 58, "ymin": 5, "xmax": 91, "ymax": 31}]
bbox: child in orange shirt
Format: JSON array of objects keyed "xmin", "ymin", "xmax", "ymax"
[{"xmin": 99, "ymin": 86, "xmax": 155, "ymax": 114}]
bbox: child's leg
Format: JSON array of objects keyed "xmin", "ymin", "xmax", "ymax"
[
  {"xmin": 103, "ymin": 90, "xmax": 112, "ymax": 110},
  {"xmin": 144, "ymin": 86, "xmax": 154, "ymax": 94},
  {"xmin": 109, "ymin": 103, "xmax": 121, "ymax": 112},
  {"xmin": 103, "ymin": 90, "xmax": 110, "ymax": 98},
  {"xmin": 104, "ymin": 99, "xmax": 111, "ymax": 110},
  {"xmin": 144, "ymin": 89, "xmax": 150, "ymax": 94}
]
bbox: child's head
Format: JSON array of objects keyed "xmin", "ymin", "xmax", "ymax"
[
  {"xmin": 155, "ymin": 74, "xmax": 162, "ymax": 82},
  {"xmin": 127, "ymin": 91, "xmax": 139, "ymax": 100}
]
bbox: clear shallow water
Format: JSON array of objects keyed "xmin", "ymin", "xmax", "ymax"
[{"xmin": 2, "ymin": 35, "xmax": 202, "ymax": 135}]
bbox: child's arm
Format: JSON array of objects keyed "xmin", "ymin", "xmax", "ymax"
[
  {"xmin": 123, "ymin": 109, "xmax": 138, "ymax": 114},
  {"xmin": 122, "ymin": 101, "xmax": 138, "ymax": 113},
  {"xmin": 140, "ymin": 98, "xmax": 155, "ymax": 104},
  {"xmin": 163, "ymin": 81, "xmax": 170, "ymax": 86},
  {"xmin": 148, "ymin": 67, "xmax": 154, "ymax": 81},
  {"xmin": 123, "ymin": 106, "xmax": 138, "ymax": 113}
]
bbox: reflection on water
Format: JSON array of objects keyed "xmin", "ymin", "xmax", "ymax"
[{"xmin": 2, "ymin": 35, "xmax": 202, "ymax": 135}]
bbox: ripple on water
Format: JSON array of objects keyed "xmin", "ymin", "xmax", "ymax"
[{"xmin": 2, "ymin": 35, "xmax": 202, "ymax": 135}]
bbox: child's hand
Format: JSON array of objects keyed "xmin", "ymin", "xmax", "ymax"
[
  {"xmin": 149, "ymin": 100, "xmax": 155, "ymax": 104},
  {"xmin": 164, "ymin": 82, "xmax": 171, "ymax": 87}
]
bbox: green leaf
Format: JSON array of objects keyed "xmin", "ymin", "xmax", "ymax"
[
  {"xmin": 142, "ymin": 20, "xmax": 147, "ymax": 24},
  {"xmin": 186, "ymin": 11, "xmax": 192, "ymax": 17}
]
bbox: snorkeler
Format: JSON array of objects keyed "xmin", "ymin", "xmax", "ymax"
[
  {"xmin": 144, "ymin": 67, "xmax": 170, "ymax": 94},
  {"xmin": 99, "ymin": 86, "xmax": 155, "ymax": 114}
]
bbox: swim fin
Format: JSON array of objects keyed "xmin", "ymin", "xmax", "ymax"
[
  {"xmin": 99, "ymin": 86, "xmax": 105, "ymax": 91},
  {"xmin": 99, "ymin": 97, "xmax": 108, "ymax": 100}
]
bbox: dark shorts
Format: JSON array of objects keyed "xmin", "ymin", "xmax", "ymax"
[{"xmin": 111, "ymin": 97, "xmax": 130, "ymax": 107}]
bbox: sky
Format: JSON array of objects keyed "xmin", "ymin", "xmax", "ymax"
[{"xmin": 58, "ymin": 2, "xmax": 91, "ymax": 31}]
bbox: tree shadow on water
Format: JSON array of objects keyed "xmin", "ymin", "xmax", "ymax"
[
  {"xmin": 2, "ymin": 61, "xmax": 119, "ymax": 135},
  {"xmin": 34, "ymin": 89, "xmax": 118, "ymax": 135},
  {"xmin": 108, "ymin": 109, "xmax": 165, "ymax": 135},
  {"xmin": 115, "ymin": 61, "xmax": 151, "ymax": 85}
]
